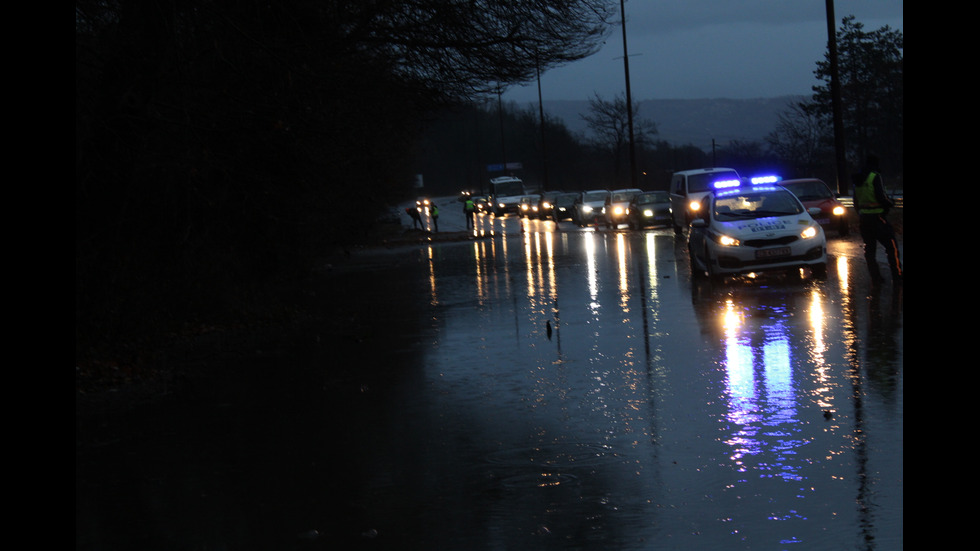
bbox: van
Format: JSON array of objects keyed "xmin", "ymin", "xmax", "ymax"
[{"xmin": 669, "ymin": 167, "xmax": 740, "ymax": 233}]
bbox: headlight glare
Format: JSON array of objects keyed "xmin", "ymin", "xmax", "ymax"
[{"xmin": 719, "ymin": 234, "xmax": 740, "ymax": 246}]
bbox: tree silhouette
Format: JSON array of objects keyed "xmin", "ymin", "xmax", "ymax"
[
  {"xmin": 808, "ymin": 15, "xmax": 903, "ymax": 178},
  {"xmin": 76, "ymin": 0, "xmax": 616, "ymax": 358}
]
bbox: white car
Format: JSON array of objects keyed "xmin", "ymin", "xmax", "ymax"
[
  {"xmin": 687, "ymin": 180, "xmax": 827, "ymax": 281},
  {"xmin": 603, "ymin": 188, "xmax": 643, "ymax": 228},
  {"xmin": 572, "ymin": 190, "xmax": 610, "ymax": 227}
]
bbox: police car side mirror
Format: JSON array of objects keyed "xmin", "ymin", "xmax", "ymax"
[
  {"xmin": 691, "ymin": 219, "xmax": 708, "ymax": 229},
  {"xmin": 807, "ymin": 207, "xmax": 822, "ymax": 217}
]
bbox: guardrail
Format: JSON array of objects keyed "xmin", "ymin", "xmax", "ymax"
[{"xmin": 839, "ymin": 195, "xmax": 903, "ymax": 208}]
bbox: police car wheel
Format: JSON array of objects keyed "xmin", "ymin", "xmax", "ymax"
[
  {"xmin": 688, "ymin": 242, "xmax": 706, "ymax": 278},
  {"xmin": 704, "ymin": 245, "xmax": 724, "ymax": 282}
]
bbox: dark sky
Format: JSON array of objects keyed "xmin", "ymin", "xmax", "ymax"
[{"xmin": 505, "ymin": 0, "xmax": 903, "ymax": 102}]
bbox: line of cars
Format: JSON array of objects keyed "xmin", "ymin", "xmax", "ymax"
[
  {"xmin": 468, "ymin": 167, "xmax": 850, "ymax": 283},
  {"xmin": 512, "ymin": 188, "xmax": 674, "ymax": 230},
  {"xmin": 516, "ymin": 168, "xmax": 848, "ymax": 282}
]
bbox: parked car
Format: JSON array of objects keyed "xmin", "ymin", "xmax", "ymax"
[
  {"xmin": 603, "ymin": 188, "xmax": 643, "ymax": 228},
  {"xmin": 572, "ymin": 190, "xmax": 610, "ymax": 227},
  {"xmin": 670, "ymin": 167, "xmax": 741, "ymax": 233},
  {"xmin": 777, "ymin": 178, "xmax": 849, "ymax": 237},
  {"xmin": 518, "ymin": 194, "xmax": 542, "ymax": 218},
  {"xmin": 627, "ymin": 190, "xmax": 672, "ymax": 229},
  {"xmin": 550, "ymin": 192, "xmax": 580, "ymax": 222},
  {"xmin": 687, "ymin": 180, "xmax": 827, "ymax": 281}
]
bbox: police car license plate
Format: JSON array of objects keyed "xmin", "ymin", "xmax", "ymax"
[{"xmin": 756, "ymin": 247, "xmax": 791, "ymax": 259}]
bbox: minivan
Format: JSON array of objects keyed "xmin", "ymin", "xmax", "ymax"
[{"xmin": 669, "ymin": 167, "xmax": 740, "ymax": 233}]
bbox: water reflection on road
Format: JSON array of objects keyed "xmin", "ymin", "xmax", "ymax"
[
  {"xmin": 375, "ymin": 211, "xmax": 902, "ymax": 550},
  {"xmin": 76, "ymin": 210, "xmax": 902, "ymax": 551}
]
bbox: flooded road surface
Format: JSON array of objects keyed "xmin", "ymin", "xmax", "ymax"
[{"xmin": 77, "ymin": 204, "xmax": 903, "ymax": 550}]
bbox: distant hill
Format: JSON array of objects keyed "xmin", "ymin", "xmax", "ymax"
[{"xmin": 533, "ymin": 96, "xmax": 806, "ymax": 151}]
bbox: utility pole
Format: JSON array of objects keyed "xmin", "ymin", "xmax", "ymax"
[
  {"xmin": 537, "ymin": 61, "xmax": 549, "ymax": 191},
  {"xmin": 825, "ymin": 0, "xmax": 849, "ymax": 194},
  {"xmin": 620, "ymin": 0, "xmax": 638, "ymax": 189}
]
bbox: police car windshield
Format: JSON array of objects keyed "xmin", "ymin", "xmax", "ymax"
[{"xmin": 714, "ymin": 189, "xmax": 803, "ymax": 219}]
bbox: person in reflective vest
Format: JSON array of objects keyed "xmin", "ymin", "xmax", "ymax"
[
  {"xmin": 853, "ymin": 154, "xmax": 902, "ymax": 286},
  {"xmin": 463, "ymin": 197, "xmax": 475, "ymax": 229},
  {"xmin": 430, "ymin": 203, "xmax": 439, "ymax": 233}
]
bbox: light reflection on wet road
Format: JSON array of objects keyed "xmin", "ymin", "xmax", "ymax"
[{"xmin": 76, "ymin": 201, "xmax": 902, "ymax": 551}]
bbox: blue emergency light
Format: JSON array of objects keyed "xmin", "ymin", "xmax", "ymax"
[
  {"xmin": 749, "ymin": 175, "xmax": 781, "ymax": 185},
  {"xmin": 712, "ymin": 179, "xmax": 741, "ymax": 189}
]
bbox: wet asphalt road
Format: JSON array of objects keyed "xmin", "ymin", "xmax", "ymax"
[{"xmin": 76, "ymin": 196, "xmax": 903, "ymax": 550}]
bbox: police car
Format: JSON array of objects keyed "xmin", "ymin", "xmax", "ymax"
[{"xmin": 687, "ymin": 176, "xmax": 827, "ymax": 280}]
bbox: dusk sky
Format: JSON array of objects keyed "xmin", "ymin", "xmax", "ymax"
[{"xmin": 504, "ymin": 0, "xmax": 903, "ymax": 103}]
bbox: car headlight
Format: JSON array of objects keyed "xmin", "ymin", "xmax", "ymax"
[
  {"xmin": 800, "ymin": 225, "xmax": 819, "ymax": 239},
  {"xmin": 582, "ymin": 205, "xmax": 592, "ymax": 214},
  {"xmin": 832, "ymin": 206, "xmax": 845, "ymax": 216},
  {"xmin": 613, "ymin": 206, "xmax": 624, "ymax": 215},
  {"xmin": 542, "ymin": 202, "xmax": 551, "ymax": 209},
  {"xmin": 709, "ymin": 232, "xmax": 739, "ymax": 246},
  {"xmin": 642, "ymin": 209, "xmax": 654, "ymax": 217},
  {"xmin": 689, "ymin": 201, "xmax": 701, "ymax": 212},
  {"xmin": 718, "ymin": 234, "xmax": 740, "ymax": 246}
]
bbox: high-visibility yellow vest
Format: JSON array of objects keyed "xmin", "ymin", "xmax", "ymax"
[{"xmin": 855, "ymin": 172, "xmax": 884, "ymax": 214}]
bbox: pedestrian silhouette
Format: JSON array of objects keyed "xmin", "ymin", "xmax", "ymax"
[
  {"xmin": 430, "ymin": 202, "xmax": 439, "ymax": 232},
  {"xmin": 406, "ymin": 206, "xmax": 422, "ymax": 229}
]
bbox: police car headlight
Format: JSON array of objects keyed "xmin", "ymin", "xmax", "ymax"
[
  {"xmin": 689, "ymin": 201, "xmax": 701, "ymax": 212},
  {"xmin": 718, "ymin": 234, "xmax": 740, "ymax": 247},
  {"xmin": 832, "ymin": 206, "xmax": 845, "ymax": 216},
  {"xmin": 801, "ymin": 225, "xmax": 819, "ymax": 239}
]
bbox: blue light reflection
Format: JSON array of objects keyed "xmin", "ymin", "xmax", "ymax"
[{"xmin": 720, "ymin": 298, "xmax": 807, "ymax": 486}]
